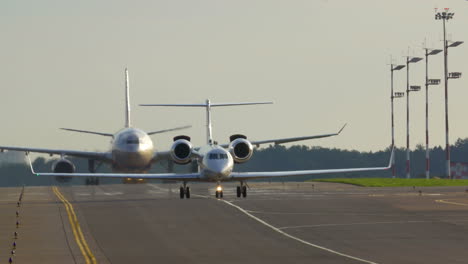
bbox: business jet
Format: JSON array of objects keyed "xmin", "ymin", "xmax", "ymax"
[
  {"xmin": 0, "ymin": 69, "xmax": 190, "ymax": 184},
  {"xmin": 27, "ymin": 99, "xmax": 392, "ymax": 198}
]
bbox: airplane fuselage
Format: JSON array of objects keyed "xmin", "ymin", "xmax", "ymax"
[
  {"xmin": 196, "ymin": 144, "xmax": 234, "ymax": 182},
  {"xmin": 111, "ymin": 128, "xmax": 155, "ymax": 172}
]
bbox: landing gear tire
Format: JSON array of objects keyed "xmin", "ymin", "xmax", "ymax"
[
  {"xmin": 215, "ymin": 191, "xmax": 219, "ymax": 198},
  {"xmin": 179, "ymin": 187, "xmax": 185, "ymax": 199},
  {"xmin": 186, "ymin": 187, "xmax": 191, "ymax": 199},
  {"xmin": 242, "ymin": 186, "xmax": 247, "ymax": 198},
  {"xmin": 220, "ymin": 191, "xmax": 224, "ymax": 198},
  {"xmin": 236, "ymin": 186, "xmax": 241, "ymax": 198},
  {"xmin": 85, "ymin": 177, "xmax": 99, "ymax": 185}
]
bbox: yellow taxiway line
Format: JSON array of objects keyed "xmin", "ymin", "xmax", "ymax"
[{"xmin": 52, "ymin": 186, "xmax": 97, "ymax": 264}]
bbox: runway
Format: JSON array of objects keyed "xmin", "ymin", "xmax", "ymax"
[{"xmin": 3, "ymin": 182, "xmax": 468, "ymax": 263}]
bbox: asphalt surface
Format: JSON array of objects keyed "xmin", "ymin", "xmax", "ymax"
[{"xmin": 3, "ymin": 182, "xmax": 468, "ymax": 263}]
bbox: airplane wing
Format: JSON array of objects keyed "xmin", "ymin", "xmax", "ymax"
[
  {"xmin": 1, "ymin": 146, "xmax": 111, "ymax": 161},
  {"xmin": 147, "ymin": 125, "xmax": 192, "ymax": 136},
  {"xmin": 25, "ymin": 154, "xmax": 199, "ymax": 180},
  {"xmin": 220, "ymin": 124, "xmax": 347, "ymax": 148},
  {"xmin": 151, "ymin": 150, "xmax": 171, "ymax": 162},
  {"xmin": 230, "ymin": 148, "xmax": 393, "ymax": 180},
  {"xmin": 35, "ymin": 172, "xmax": 201, "ymax": 180},
  {"xmin": 60, "ymin": 128, "xmax": 114, "ymax": 137}
]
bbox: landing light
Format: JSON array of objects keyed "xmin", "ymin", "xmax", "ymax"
[{"xmin": 216, "ymin": 186, "xmax": 223, "ymax": 192}]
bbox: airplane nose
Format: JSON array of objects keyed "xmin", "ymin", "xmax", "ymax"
[{"xmin": 209, "ymin": 162, "xmax": 231, "ymax": 177}]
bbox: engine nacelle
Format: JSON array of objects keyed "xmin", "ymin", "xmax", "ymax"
[
  {"xmin": 228, "ymin": 137, "xmax": 253, "ymax": 164},
  {"xmin": 52, "ymin": 158, "xmax": 75, "ymax": 182},
  {"xmin": 170, "ymin": 139, "xmax": 193, "ymax": 165}
]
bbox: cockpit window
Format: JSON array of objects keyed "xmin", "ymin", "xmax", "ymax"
[
  {"xmin": 127, "ymin": 137, "xmax": 140, "ymax": 144},
  {"xmin": 209, "ymin": 153, "xmax": 228, "ymax": 160}
]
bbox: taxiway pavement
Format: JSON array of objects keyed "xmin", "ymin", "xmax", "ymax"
[{"xmin": 4, "ymin": 182, "xmax": 468, "ymax": 263}]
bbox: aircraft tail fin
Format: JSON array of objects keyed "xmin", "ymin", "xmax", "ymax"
[
  {"xmin": 125, "ymin": 68, "xmax": 131, "ymax": 128},
  {"xmin": 140, "ymin": 100, "xmax": 273, "ymax": 144}
]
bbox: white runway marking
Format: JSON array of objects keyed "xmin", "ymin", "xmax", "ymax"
[
  {"xmin": 102, "ymin": 192, "xmax": 123, "ymax": 196},
  {"xmin": 245, "ymin": 210, "xmax": 324, "ymax": 215},
  {"xmin": 436, "ymin": 199, "xmax": 468, "ymax": 206},
  {"xmin": 75, "ymin": 193, "xmax": 92, "ymax": 196},
  {"xmin": 219, "ymin": 198, "xmax": 379, "ymax": 264},
  {"xmin": 279, "ymin": 220, "xmax": 435, "ymax": 230}
]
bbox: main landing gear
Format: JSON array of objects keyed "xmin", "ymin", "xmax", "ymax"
[
  {"xmin": 236, "ymin": 181, "xmax": 247, "ymax": 198},
  {"xmin": 179, "ymin": 182, "xmax": 190, "ymax": 199}
]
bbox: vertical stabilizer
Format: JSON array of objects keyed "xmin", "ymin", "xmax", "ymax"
[
  {"xmin": 205, "ymin": 99, "xmax": 213, "ymax": 144},
  {"xmin": 125, "ymin": 68, "xmax": 131, "ymax": 128}
]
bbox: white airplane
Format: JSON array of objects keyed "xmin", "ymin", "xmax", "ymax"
[
  {"xmin": 0, "ymin": 69, "xmax": 190, "ymax": 184},
  {"xmin": 27, "ymin": 100, "xmax": 392, "ymax": 198}
]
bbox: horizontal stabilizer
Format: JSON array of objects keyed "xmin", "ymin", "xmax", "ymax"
[
  {"xmin": 140, "ymin": 99, "xmax": 273, "ymax": 144},
  {"xmin": 60, "ymin": 128, "xmax": 114, "ymax": 137},
  {"xmin": 140, "ymin": 102, "xmax": 273, "ymax": 107}
]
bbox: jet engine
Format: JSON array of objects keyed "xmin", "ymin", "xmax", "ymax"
[
  {"xmin": 52, "ymin": 158, "xmax": 75, "ymax": 182},
  {"xmin": 170, "ymin": 135, "xmax": 193, "ymax": 164},
  {"xmin": 228, "ymin": 134, "xmax": 253, "ymax": 164}
]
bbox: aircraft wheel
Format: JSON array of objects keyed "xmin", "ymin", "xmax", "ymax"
[
  {"xmin": 179, "ymin": 187, "xmax": 185, "ymax": 199},
  {"xmin": 236, "ymin": 186, "xmax": 241, "ymax": 197},
  {"xmin": 220, "ymin": 191, "xmax": 224, "ymax": 198},
  {"xmin": 242, "ymin": 186, "xmax": 247, "ymax": 198},
  {"xmin": 215, "ymin": 191, "xmax": 219, "ymax": 198},
  {"xmin": 185, "ymin": 187, "xmax": 191, "ymax": 199}
]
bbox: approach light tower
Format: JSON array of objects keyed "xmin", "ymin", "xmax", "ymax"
[
  {"xmin": 405, "ymin": 56, "xmax": 422, "ymax": 179},
  {"xmin": 390, "ymin": 64, "xmax": 405, "ymax": 178},
  {"xmin": 435, "ymin": 8, "xmax": 463, "ymax": 179},
  {"xmin": 424, "ymin": 48, "xmax": 442, "ymax": 179}
]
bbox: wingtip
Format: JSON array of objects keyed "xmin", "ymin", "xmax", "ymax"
[
  {"xmin": 338, "ymin": 123, "xmax": 347, "ymax": 134},
  {"xmin": 388, "ymin": 146, "xmax": 395, "ymax": 168}
]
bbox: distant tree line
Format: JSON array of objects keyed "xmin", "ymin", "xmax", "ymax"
[{"xmin": 1, "ymin": 138, "xmax": 468, "ymax": 187}]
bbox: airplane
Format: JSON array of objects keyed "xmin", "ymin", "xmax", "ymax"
[
  {"xmin": 0, "ymin": 69, "xmax": 190, "ymax": 184},
  {"xmin": 27, "ymin": 99, "xmax": 392, "ymax": 199}
]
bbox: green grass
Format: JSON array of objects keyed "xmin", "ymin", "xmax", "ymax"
[{"xmin": 308, "ymin": 178, "xmax": 468, "ymax": 187}]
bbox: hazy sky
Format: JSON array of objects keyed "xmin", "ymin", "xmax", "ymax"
[{"xmin": 1, "ymin": 0, "xmax": 467, "ymax": 153}]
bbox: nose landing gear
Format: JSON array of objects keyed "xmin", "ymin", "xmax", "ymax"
[
  {"xmin": 215, "ymin": 185, "xmax": 223, "ymax": 198},
  {"xmin": 179, "ymin": 182, "xmax": 190, "ymax": 199}
]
